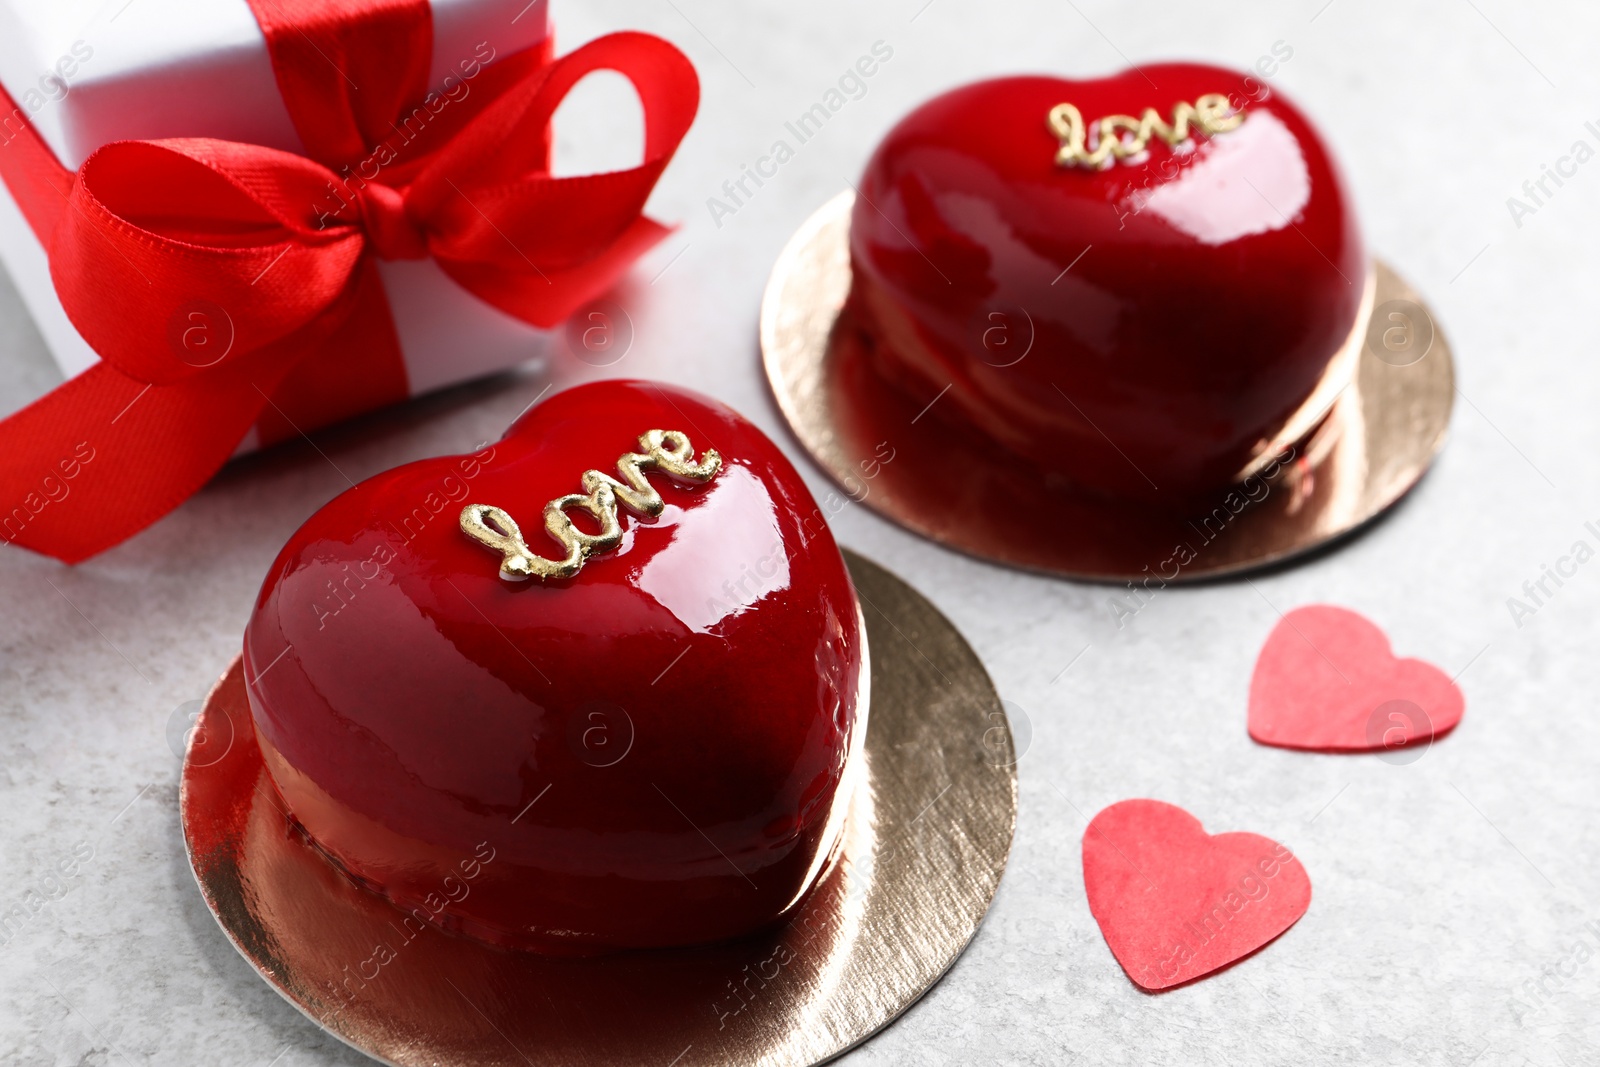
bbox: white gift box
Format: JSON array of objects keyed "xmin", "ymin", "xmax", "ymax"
[{"xmin": 0, "ymin": 0, "xmax": 552, "ymax": 443}]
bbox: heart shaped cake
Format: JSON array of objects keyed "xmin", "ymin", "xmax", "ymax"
[
  {"xmin": 242, "ymin": 380, "xmax": 868, "ymax": 952},
  {"xmin": 847, "ymin": 63, "xmax": 1368, "ymax": 502}
]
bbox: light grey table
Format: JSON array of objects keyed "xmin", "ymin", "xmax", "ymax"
[{"xmin": 2, "ymin": 1, "xmax": 1596, "ymax": 1064}]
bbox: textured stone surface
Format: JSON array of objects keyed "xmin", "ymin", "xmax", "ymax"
[{"xmin": 2, "ymin": 1, "xmax": 1598, "ymax": 1064}]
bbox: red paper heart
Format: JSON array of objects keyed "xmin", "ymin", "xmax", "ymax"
[
  {"xmin": 848, "ymin": 63, "xmax": 1364, "ymax": 501},
  {"xmin": 1248, "ymin": 605, "xmax": 1464, "ymax": 752},
  {"xmin": 1083, "ymin": 800, "xmax": 1311, "ymax": 991},
  {"xmin": 242, "ymin": 380, "xmax": 867, "ymax": 952}
]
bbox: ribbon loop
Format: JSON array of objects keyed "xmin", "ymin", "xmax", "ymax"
[
  {"xmin": 51, "ymin": 139, "xmax": 368, "ymax": 387},
  {"xmin": 414, "ymin": 31, "xmax": 700, "ymax": 326}
]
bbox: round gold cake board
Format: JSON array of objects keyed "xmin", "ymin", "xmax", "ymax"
[
  {"xmin": 180, "ymin": 550, "xmax": 1017, "ymax": 1067},
  {"xmin": 761, "ymin": 191, "xmax": 1456, "ymax": 581}
]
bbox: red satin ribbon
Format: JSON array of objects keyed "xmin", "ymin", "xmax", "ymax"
[{"xmin": 0, "ymin": 2, "xmax": 697, "ymax": 563}]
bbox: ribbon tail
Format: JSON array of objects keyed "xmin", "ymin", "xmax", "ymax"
[
  {"xmin": 0, "ymin": 356, "xmax": 287, "ymax": 563},
  {"xmin": 253, "ymin": 257, "xmax": 411, "ymax": 446},
  {"xmin": 437, "ymin": 216, "xmax": 671, "ymax": 329}
]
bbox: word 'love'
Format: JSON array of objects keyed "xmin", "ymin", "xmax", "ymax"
[
  {"xmin": 459, "ymin": 430, "xmax": 722, "ymax": 582},
  {"xmin": 1049, "ymin": 94, "xmax": 1244, "ymax": 169}
]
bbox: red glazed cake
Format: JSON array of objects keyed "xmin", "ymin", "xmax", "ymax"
[
  {"xmin": 242, "ymin": 381, "xmax": 868, "ymax": 952},
  {"xmin": 847, "ymin": 63, "xmax": 1368, "ymax": 503}
]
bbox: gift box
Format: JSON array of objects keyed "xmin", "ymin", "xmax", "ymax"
[
  {"xmin": 0, "ymin": 0, "xmax": 697, "ymax": 562},
  {"xmin": 0, "ymin": 0, "xmax": 555, "ymax": 392}
]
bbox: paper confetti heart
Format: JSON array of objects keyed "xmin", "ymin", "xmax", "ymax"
[
  {"xmin": 1083, "ymin": 799, "xmax": 1311, "ymax": 991},
  {"xmin": 1248, "ymin": 605, "xmax": 1464, "ymax": 753}
]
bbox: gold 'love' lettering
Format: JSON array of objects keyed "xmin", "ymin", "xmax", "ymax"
[
  {"xmin": 1048, "ymin": 93, "xmax": 1245, "ymax": 169},
  {"xmin": 459, "ymin": 429, "xmax": 721, "ymax": 582}
]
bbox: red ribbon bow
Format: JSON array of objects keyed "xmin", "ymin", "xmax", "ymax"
[{"xmin": 0, "ymin": 0, "xmax": 697, "ymax": 563}]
